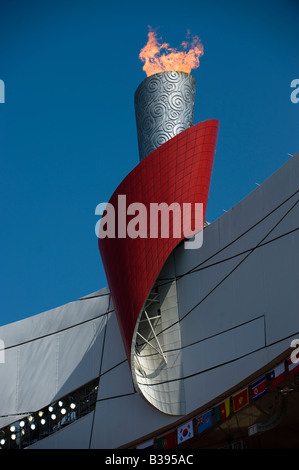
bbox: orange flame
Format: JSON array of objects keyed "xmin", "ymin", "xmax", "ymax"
[{"xmin": 139, "ymin": 28, "xmax": 204, "ymax": 77}]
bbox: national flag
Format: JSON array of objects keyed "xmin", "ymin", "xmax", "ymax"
[
  {"xmin": 214, "ymin": 399, "xmax": 230, "ymax": 423},
  {"xmin": 177, "ymin": 420, "xmax": 194, "ymax": 444},
  {"xmin": 250, "ymin": 376, "xmax": 267, "ymax": 401},
  {"xmin": 269, "ymin": 361, "xmax": 285, "ymax": 388},
  {"xmin": 232, "ymin": 388, "xmax": 249, "ymax": 413},
  {"xmin": 196, "ymin": 410, "xmax": 212, "ymax": 435},
  {"xmin": 287, "ymin": 356, "xmax": 299, "ymax": 376},
  {"xmin": 136, "ymin": 439, "xmax": 154, "ymax": 449},
  {"xmin": 156, "ymin": 431, "xmax": 175, "ymax": 449}
]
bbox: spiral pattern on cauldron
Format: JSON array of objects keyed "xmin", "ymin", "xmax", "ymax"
[{"xmin": 134, "ymin": 71, "xmax": 196, "ymax": 161}]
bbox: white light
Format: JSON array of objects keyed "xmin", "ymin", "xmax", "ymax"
[
  {"xmin": 30, "ymin": 424, "xmax": 36, "ymax": 430},
  {"xmin": 10, "ymin": 425, "xmax": 16, "ymax": 432},
  {"xmin": 58, "ymin": 401, "xmax": 63, "ymax": 407},
  {"xmin": 11, "ymin": 434, "xmax": 16, "ymax": 440},
  {"xmin": 40, "ymin": 418, "xmax": 46, "ymax": 425},
  {"xmin": 48, "ymin": 406, "xmax": 53, "ymax": 412},
  {"xmin": 0, "ymin": 438, "xmax": 5, "ymax": 445},
  {"xmin": 51, "ymin": 414, "xmax": 56, "ymax": 420},
  {"xmin": 19, "ymin": 421, "xmax": 25, "ymax": 428},
  {"xmin": 61, "ymin": 408, "xmax": 66, "ymax": 415},
  {"xmin": 70, "ymin": 403, "xmax": 76, "ymax": 409}
]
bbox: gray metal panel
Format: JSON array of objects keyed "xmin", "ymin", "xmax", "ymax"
[
  {"xmin": 134, "ymin": 71, "xmax": 195, "ymax": 160},
  {"xmin": 174, "ymin": 152, "xmax": 299, "ymax": 412},
  {"xmin": 0, "ymin": 295, "xmax": 109, "ymax": 429},
  {"xmin": 182, "ymin": 317, "xmax": 266, "ymax": 377},
  {"xmin": 100, "ymin": 311, "xmax": 127, "ymax": 375},
  {"xmin": 97, "ymin": 361, "xmax": 134, "ymax": 401},
  {"xmin": 27, "ymin": 412, "xmax": 94, "ymax": 449},
  {"xmin": 1, "ymin": 152, "xmax": 298, "ymax": 447},
  {"xmin": 90, "ymin": 393, "xmax": 177, "ymax": 449},
  {"xmin": 181, "ymin": 317, "xmax": 266, "ymax": 413}
]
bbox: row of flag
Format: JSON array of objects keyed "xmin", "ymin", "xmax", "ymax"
[{"xmin": 136, "ymin": 355, "xmax": 299, "ymax": 449}]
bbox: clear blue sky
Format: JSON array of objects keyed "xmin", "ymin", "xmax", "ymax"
[{"xmin": 0, "ymin": 0, "xmax": 298, "ymax": 327}]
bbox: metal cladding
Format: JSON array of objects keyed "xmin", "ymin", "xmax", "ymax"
[
  {"xmin": 134, "ymin": 71, "xmax": 196, "ymax": 161},
  {"xmin": 98, "ymin": 72, "xmax": 218, "ymax": 413},
  {"xmin": 98, "ymin": 120, "xmax": 219, "ymax": 364}
]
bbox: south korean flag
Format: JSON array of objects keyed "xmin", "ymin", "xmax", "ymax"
[{"xmin": 177, "ymin": 420, "xmax": 194, "ymax": 443}]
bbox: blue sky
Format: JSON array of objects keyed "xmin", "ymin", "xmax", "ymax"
[{"xmin": 0, "ymin": 0, "xmax": 298, "ymax": 327}]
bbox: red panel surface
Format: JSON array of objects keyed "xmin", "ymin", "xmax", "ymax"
[{"xmin": 98, "ymin": 120, "xmax": 219, "ymax": 363}]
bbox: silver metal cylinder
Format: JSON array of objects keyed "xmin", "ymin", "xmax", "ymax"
[{"xmin": 134, "ymin": 71, "xmax": 196, "ymax": 161}]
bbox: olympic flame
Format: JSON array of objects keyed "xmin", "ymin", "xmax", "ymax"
[{"xmin": 139, "ymin": 28, "xmax": 204, "ymax": 77}]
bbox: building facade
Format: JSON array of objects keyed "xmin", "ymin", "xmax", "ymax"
[{"xmin": 0, "ymin": 71, "xmax": 298, "ymax": 449}]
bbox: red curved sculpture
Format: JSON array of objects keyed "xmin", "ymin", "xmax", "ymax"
[{"xmin": 98, "ymin": 119, "xmax": 219, "ymax": 364}]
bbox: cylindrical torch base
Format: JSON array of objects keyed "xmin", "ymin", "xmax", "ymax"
[{"xmin": 134, "ymin": 71, "xmax": 196, "ymax": 161}]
